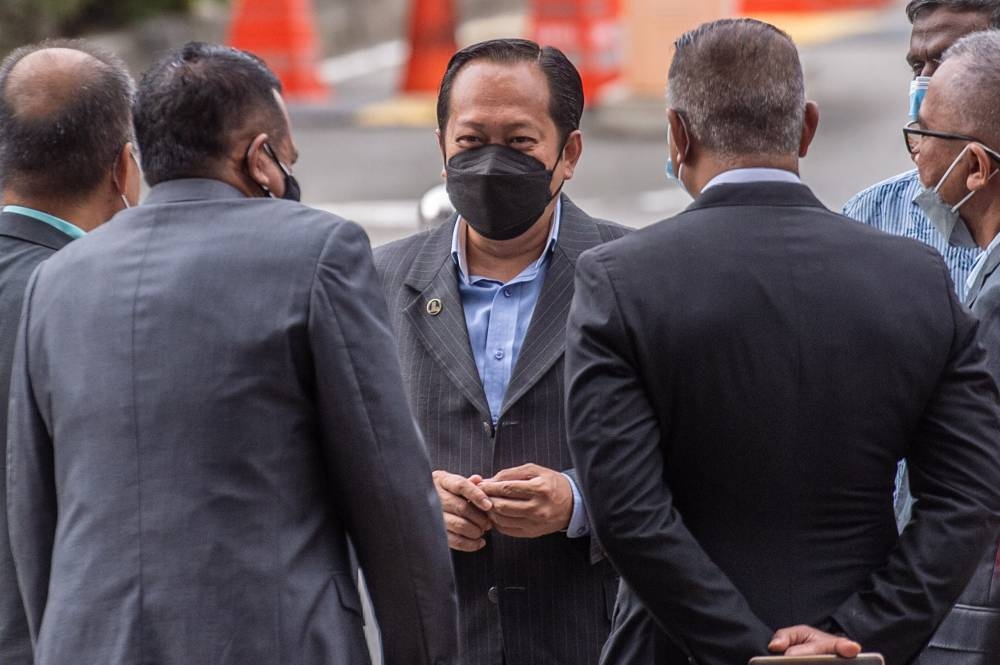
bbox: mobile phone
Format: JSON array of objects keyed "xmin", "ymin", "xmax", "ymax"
[{"xmin": 749, "ymin": 655, "xmax": 884, "ymax": 665}]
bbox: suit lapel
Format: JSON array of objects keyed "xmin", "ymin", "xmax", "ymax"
[
  {"xmin": 966, "ymin": 247, "xmax": 1000, "ymax": 307},
  {"xmin": 403, "ymin": 221, "xmax": 492, "ymax": 420},
  {"xmin": 501, "ymin": 197, "xmax": 604, "ymax": 416},
  {"xmin": 0, "ymin": 212, "xmax": 75, "ymax": 251}
]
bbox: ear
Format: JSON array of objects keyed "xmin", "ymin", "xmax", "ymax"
[
  {"xmin": 112, "ymin": 142, "xmax": 134, "ymax": 193},
  {"xmin": 560, "ymin": 130, "xmax": 583, "ymax": 181},
  {"xmin": 436, "ymin": 128, "xmax": 447, "ymax": 179},
  {"xmin": 799, "ymin": 101, "xmax": 820, "ymax": 158},
  {"xmin": 966, "ymin": 144, "xmax": 996, "ymax": 192},
  {"xmin": 245, "ymin": 132, "xmax": 271, "ymax": 189},
  {"xmin": 667, "ymin": 109, "xmax": 689, "ymax": 164}
]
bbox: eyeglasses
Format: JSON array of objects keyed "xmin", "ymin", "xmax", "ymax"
[{"xmin": 903, "ymin": 123, "xmax": 1000, "ymax": 164}]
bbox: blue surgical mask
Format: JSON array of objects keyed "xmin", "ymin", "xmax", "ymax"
[{"xmin": 909, "ymin": 76, "xmax": 931, "ymax": 123}]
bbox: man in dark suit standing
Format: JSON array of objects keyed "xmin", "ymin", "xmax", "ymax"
[
  {"xmin": 0, "ymin": 41, "xmax": 139, "ymax": 665},
  {"xmin": 5, "ymin": 42, "xmax": 457, "ymax": 665},
  {"xmin": 375, "ymin": 39, "xmax": 626, "ymax": 665},
  {"xmin": 566, "ymin": 18, "xmax": 1000, "ymax": 665}
]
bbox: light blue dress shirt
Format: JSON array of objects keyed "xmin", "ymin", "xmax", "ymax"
[
  {"xmin": 451, "ymin": 200, "xmax": 589, "ymax": 538},
  {"xmin": 842, "ymin": 169, "xmax": 980, "ymax": 300},
  {"xmin": 701, "ymin": 167, "xmax": 802, "ymax": 190},
  {"xmin": 2, "ymin": 205, "xmax": 86, "ymax": 239}
]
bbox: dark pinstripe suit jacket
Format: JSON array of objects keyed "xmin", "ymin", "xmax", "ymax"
[{"xmin": 374, "ymin": 196, "xmax": 627, "ymax": 665}]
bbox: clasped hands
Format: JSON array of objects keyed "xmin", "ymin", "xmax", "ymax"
[{"xmin": 432, "ymin": 463, "xmax": 574, "ymax": 552}]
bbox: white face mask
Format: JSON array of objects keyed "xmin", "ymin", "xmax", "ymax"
[{"xmin": 915, "ymin": 144, "xmax": 998, "ymax": 248}]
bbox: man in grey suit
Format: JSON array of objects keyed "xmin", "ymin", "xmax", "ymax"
[
  {"xmin": 0, "ymin": 41, "xmax": 139, "ymax": 665},
  {"xmin": 5, "ymin": 42, "xmax": 458, "ymax": 665},
  {"xmin": 375, "ymin": 38, "xmax": 626, "ymax": 665}
]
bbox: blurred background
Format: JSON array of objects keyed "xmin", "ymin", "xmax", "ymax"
[{"xmin": 0, "ymin": 0, "xmax": 915, "ymax": 244}]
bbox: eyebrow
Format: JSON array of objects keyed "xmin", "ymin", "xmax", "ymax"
[{"xmin": 453, "ymin": 119, "xmax": 539, "ymax": 133}]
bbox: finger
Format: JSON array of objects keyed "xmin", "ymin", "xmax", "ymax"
[
  {"xmin": 784, "ymin": 638, "xmax": 859, "ymax": 657},
  {"xmin": 488, "ymin": 497, "xmax": 544, "ymax": 519},
  {"xmin": 835, "ymin": 639, "xmax": 862, "ymax": 658},
  {"xmin": 440, "ymin": 495, "xmax": 492, "ymax": 530},
  {"xmin": 443, "ymin": 513, "xmax": 487, "ymax": 540},
  {"xmin": 436, "ymin": 471, "xmax": 493, "ymax": 511},
  {"xmin": 489, "ymin": 463, "xmax": 542, "ymax": 482},
  {"xmin": 478, "ymin": 480, "xmax": 537, "ymax": 500},
  {"xmin": 768, "ymin": 626, "xmax": 808, "ymax": 653},
  {"xmin": 447, "ymin": 532, "xmax": 486, "ymax": 552}
]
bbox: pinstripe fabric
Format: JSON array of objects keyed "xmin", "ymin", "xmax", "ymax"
[
  {"xmin": 842, "ymin": 169, "xmax": 980, "ymax": 300},
  {"xmin": 374, "ymin": 196, "xmax": 627, "ymax": 665}
]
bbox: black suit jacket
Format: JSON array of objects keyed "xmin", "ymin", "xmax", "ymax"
[
  {"xmin": 374, "ymin": 196, "xmax": 627, "ymax": 665},
  {"xmin": 565, "ymin": 182, "xmax": 1000, "ymax": 665},
  {"xmin": 0, "ymin": 211, "xmax": 74, "ymax": 665}
]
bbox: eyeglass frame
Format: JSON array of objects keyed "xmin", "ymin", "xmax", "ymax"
[{"xmin": 903, "ymin": 123, "xmax": 1000, "ymax": 164}]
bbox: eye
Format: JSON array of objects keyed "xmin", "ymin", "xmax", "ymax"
[
  {"xmin": 509, "ymin": 136, "xmax": 537, "ymax": 148},
  {"xmin": 456, "ymin": 135, "xmax": 483, "ymax": 147},
  {"xmin": 909, "ymin": 60, "xmax": 924, "ymax": 75}
]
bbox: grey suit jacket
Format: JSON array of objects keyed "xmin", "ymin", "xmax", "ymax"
[
  {"xmin": 0, "ymin": 211, "xmax": 74, "ymax": 665},
  {"xmin": 5, "ymin": 179, "xmax": 458, "ymax": 665},
  {"xmin": 373, "ymin": 196, "xmax": 627, "ymax": 665}
]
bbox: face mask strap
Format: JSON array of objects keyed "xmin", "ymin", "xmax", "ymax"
[
  {"xmin": 935, "ymin": 144, "xmax": 970, "ymax": 193},
  {"xmin": 946, "ymin": 146, "xmax": 1000, "ymax": 213}
]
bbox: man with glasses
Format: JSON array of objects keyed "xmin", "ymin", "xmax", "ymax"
[
  {"xmin": 844, "ymin": 0, "xmax": 999, "ymax": 298},
  {"xmin": 904, "ymin": 29, "xmax": 1000, "ymax": 664}
]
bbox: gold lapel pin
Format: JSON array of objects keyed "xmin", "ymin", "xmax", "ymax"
[{"xmin": 426, "ymin": 298, "xmax": 443, "ymax": 316}]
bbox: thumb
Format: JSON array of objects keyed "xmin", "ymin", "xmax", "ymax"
[{"xmin": 835, "ymin": 639, "xmax": 862, "ymax": 658}]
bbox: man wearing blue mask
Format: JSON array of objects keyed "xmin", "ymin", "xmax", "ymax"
[
  {"xmin": 0, "ymin": 40, "xmax": 139, "ymax": 665},
  {"xmin": 893, "ymin": 28, "xmax": 1000, "ymax": 665},
  {"xmin": 374, "ymin": 38, "xmax": 628, "ymax": 665},
  {"xmin": 844, "ymin": 0, "xmax": 998, "ymax": 297}
]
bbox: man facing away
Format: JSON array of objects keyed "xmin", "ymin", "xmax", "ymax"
[
  {"xmin": 5, "ymin": 42, "xmax": 457, "ymax": 665},
  {"xmin": 909, "ymin": 28, "xmax": 1000, "ymax": 662},
  {"xmin": 0, "ymin": 40, "xmax": 139, "ymax": 665},
  {"xmin": 566, "ymin": 18, "xmax": 1000, "ymax": 665},
  {"xmin": 843, "ymin": 0, "xmax": 999, "ymax": 298},
  {"xmin": 374, "ymin": 38, "xmax": 627, "ymax": 665}
]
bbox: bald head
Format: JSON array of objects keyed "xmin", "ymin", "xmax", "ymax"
[
  {"xmin": 0, "ymin": 40, "xmax": 135, "ymax": 200},
  {"xmin": 935, "ymin": 30, "xmax": 1000, "ymax": 148}
]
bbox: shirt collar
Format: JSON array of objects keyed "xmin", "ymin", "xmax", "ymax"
[
  {"xmin": 1, "ymin": 205, "xmax": 86, "ymax": 240},
  {"xmin": 967, "ymin": 232, "xmax": 1000, "ymax": 293},
  {"xmin": 702, "ymin": 168, "xmax": 802, "ymax": 192},
  {"xmin": 451, "ymin": 197, "xmax": 562, "ymax": 284}
]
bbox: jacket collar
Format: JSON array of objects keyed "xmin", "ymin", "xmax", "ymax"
[
  {"xmin": 143, "ymin": 178, "xmax": 247, "ymax": 206},
  {"xmin": 0, "ymin": 210, "xmax": 75, "ymax": 251},
  {"xmin": 685, "ymin": 181, "xmax": 826, "ymax": 214}
]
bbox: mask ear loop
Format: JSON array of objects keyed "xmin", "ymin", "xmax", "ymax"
[
  {"xmin": 245, "ymin": 142, "xmax": 274, "ymax": 198},
  {"xmin": 673, "ymin": 113, "xmax": 692, "ymax": 184},
  {"xmin": 947, "ymin": 145, "xmax": 1000, "ymax": 213},
  {"xmin": 547, "ymin": 134, "xmax": 573, "ymax": 203},
  {"xmin": 114, "ymin": 147, "xmax": 138, "ymax": 209}
]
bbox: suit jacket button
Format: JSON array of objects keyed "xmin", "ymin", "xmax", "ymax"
[{"xmin": 487, "ymin": 586, "xmax": 499, "ymax": 604}]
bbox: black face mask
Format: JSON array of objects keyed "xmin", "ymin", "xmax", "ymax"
[
  {"xmin": 247, "ymin": 142, "xmax": 301, "ymax": 202},
  {"xmin": 445, "ymin": 144, "xmax": 564, "ymax": 241}
]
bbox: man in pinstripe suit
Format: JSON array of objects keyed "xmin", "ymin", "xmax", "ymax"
[{"xmin": 374, "ymin": 39, "xmax": 626, "ymax": 665}]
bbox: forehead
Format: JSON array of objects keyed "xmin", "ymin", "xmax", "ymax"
[
  {"xmin": 920, "ymin": 60, "xmax": 964, "ymax": 124},
  {"xmin": 446, "ymin": 60, "xmax": 553, "ymax": 130},
  {"xmin": 909, "ymin": 8, "xmax": 991, "ymax": 57}
]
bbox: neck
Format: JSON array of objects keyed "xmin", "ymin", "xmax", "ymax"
[
  {"xmin": 1, "ymin": 189, "xmax": 119, "ymax": 232},
  {"xmin": 687, "ymin": 153, "xmax": 800, "ymax": 197},
  {"xmin": 464, "ymin": 202, "xmax": 555, "ymax": 283}
]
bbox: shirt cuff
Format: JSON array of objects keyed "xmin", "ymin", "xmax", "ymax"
[{"xmin": 562, "ymin": 472, "xmax": 590, "ymax": 538}]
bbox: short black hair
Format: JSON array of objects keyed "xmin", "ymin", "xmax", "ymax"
[
  {"xmin": 436, "ymin": 38, "xmax": 584, "ymax": 144},
  {"xmin": 667, "ymin": 18, "xmax": 805, "ymax": 157},
  {"xmin": 135, "ymin": 42, "xmax": 285, "ymax": 186},
  {"xmin": 0, "ymin": 39, "xmax": 135, "ymax": 199},
  {"xmin": 906, "ymin": 0, "xmax": 1000, "ymax": 27}
]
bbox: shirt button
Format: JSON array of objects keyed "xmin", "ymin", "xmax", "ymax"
[
  {"xmin": 494, "ymin": 350, "xmax": 504, "ymax": 360},
  {"xmin": 503, "ymin": 287, "xmax": 512, "ymax": 298},
  {"xmin": 488, "ymin": 586, "xmax": 499, "ymax": 604}
]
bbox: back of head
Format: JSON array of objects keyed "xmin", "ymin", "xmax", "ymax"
[
  {"xmin": 667, "ymin": 18, "xmax": 805, "ymax": 159},
  {"xmin": 0, "ymin": 40, "xmax": 135, "ymax": 200},
  {"xmin": 436, "ymin": 38, "xmax": 584, "ymax": 145},
  {"xmin": 135, "ymin": 42, "xmax": 285, "ymax": 187},
  {"xmin": 940, "ymin": 29, "xmax": 1000, "ymax": 147},
  {"xmin": 906, "ymin": 0, "xmax": 1000, "ymax": 27}
]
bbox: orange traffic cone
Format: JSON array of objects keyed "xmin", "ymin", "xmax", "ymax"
[
  {"xmin": 530, "ymin": 0, "xmax": 623, "ymax": 105},
  {"xmin": 227, "ymin": 0, "xmax": 329, "ymax": 103},
  {"xmin": 402, "ymin": 0, "xmax": 458, "ymax": 93}
]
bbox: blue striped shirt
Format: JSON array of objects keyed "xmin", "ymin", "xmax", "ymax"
[{"xmin": 842, "ymin": 169, "xmax": 980, "ymax": 300}]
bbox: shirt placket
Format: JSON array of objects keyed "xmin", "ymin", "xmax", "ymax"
[{"xmin": 483, "ymin": 283, "xmax": 519, "ymax": 424}]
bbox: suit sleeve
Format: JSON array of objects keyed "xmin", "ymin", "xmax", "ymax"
[
  {"xmin": 829, "ymin": 266, "xmax": 1000, "ymax": 664},
  {"xmin": 565, "ymin": 246, "xmax": 774, "ymax": 665},
  {"xmin": 308, "ymin": 220, "xmax": 458, "ymax": 665},
  {"xmin": 6, "ymin": 266, "xmax": 56, "ymax": 651}
]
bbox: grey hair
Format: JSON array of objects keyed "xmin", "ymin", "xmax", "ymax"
[
  {"xmin": 906, "ymin": 0, "xmax": 1000, "ymax": 28},
  {"xmin": 666, "ymin": 18, "xmax": 805, "ymax": 158},
  {"xmin": 940, "ymin": 30, "xmax": 1000, "ymax": 146}
]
